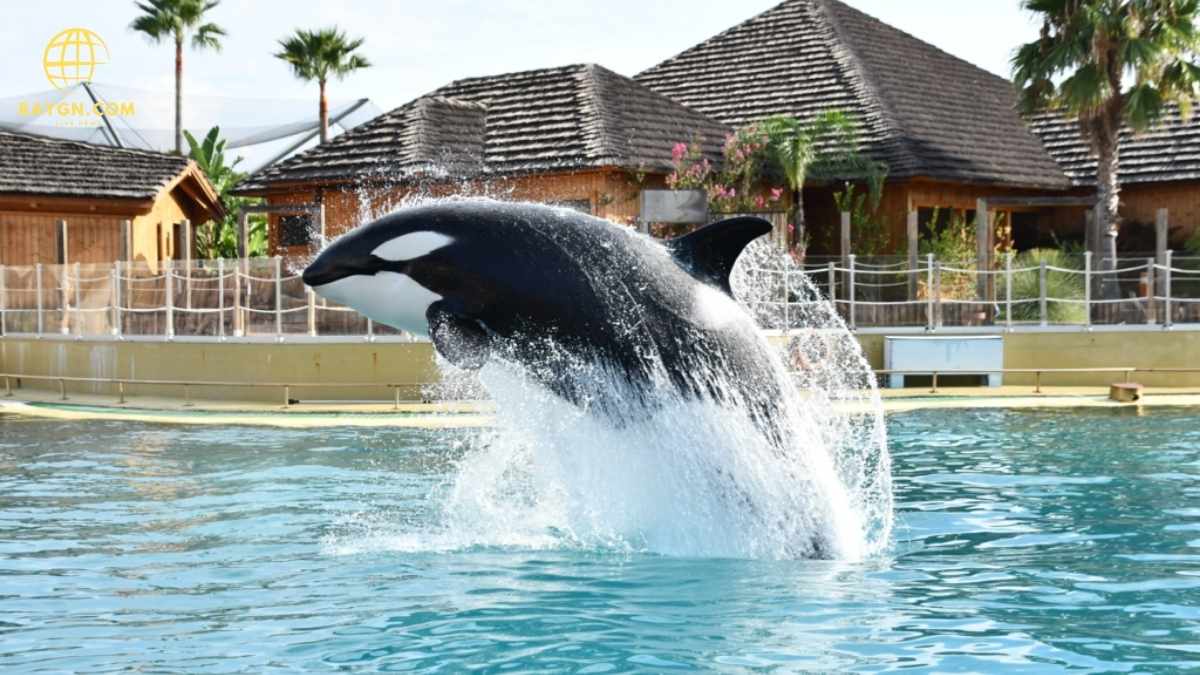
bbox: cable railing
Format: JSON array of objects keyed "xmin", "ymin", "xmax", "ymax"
[
  {"xmin": 3, "ymin": 252, "xmax": 1200, "ymax": 340},
  {"xmin": 0, "ymin": 257, "xmax": 419, "ymax": 341},
  {"xmin": 740, "ymin": 250, "xmax": 1200, "ymax": 331}
]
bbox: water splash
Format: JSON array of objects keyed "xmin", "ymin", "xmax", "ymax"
[{"xmin": 323, "ymin": 196, "xmax": 892, "ymax": 560}]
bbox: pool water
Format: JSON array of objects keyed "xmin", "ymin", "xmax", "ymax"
[{"xmin": 2, "ymin": 408, "xmax": 1199, "ymax": 672}]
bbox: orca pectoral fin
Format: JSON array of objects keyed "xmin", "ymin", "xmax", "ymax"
[
  {"xmin": 426, "ymin": 302, "xmax": 492, "ymax": 370},
  {"xmin": 668, "ymin": 217, "xmax": 773, "ymax": 295}
]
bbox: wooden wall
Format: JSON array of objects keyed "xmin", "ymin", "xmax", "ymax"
[
  {"xmin": 265, "ymin": 169, "xmax": 649, "ymax": 257},
  {"xmin": 0, "ymin": 184, "xmax": 200, "ymax": 270}
]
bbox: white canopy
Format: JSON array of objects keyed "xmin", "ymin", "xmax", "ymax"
[{"xmin": 0, "ymin": 81, "xmax": 381, "ymax": 171}]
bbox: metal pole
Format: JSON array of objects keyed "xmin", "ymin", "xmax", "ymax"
[
  {"xmin": 926, "ymin": 253, "xmax": 934, "ymax": 331},
  {"xmin": 366, "ymin": 318, "xmax": 374, "ymax": 341},
  {"xmin": 217, "ymin": 258, "xmax": 225, "ymax": 338},
  {"xmin": 1039, "ymin": 260, "xmax": 1048, "ymax": 326},
  {"xmin": 35, "ymin": 263, "xmax": 44, "ymax": 335},
  {"xmin": 848, "ymin": 254, "xmax": 857, "ymax": 330},
  {"xmin": 112, "ymin": 262, "xmax": 122, "ymax": 337},
  {"xmin": 1084, "ymin": 251, "xmax": 1092, "ymax": 327},
  {"xmin": 1005, "ymin": 251, "xmax": 1013, "ymax": 330},
  {"xmin": 827, "ymin": 262, "xmax": 836, "ymax": 304},
  {"xmin": 73, "ymin": 262, "xmax": 81, "ymax": 336},
  {"xmin": 164, "ymin": 259, "xmax": 174, "ymax": 338},
  {"xmin": 1165, "ymin": 249, "xmax": 1174, "ymax": 329},
  {"xmin": 274, "ymin": 256, "xmax": 283, "ymax": 337}
]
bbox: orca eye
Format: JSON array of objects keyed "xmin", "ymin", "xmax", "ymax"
[{"xmin": 371, "ymin": 231, "xmax": 454, "ymax": 262}]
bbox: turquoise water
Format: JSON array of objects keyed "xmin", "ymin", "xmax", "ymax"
[{"xmin": 1, "ymin": 408, "xmax": 1199, "ymax": 672}]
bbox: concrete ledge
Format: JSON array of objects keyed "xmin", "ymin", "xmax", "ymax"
[{"xmin": 3, "ymin": 386, "xmax": 1198, "ymax": 428}]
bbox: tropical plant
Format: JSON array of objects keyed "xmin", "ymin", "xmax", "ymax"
[
  {"xmin": 275, "ymin": 27, "xmax": 371, "ymax": 144},
  {"xmin": 130, "ymin": 0, "xmax": 225, "ymax": 154},
  {"xmin": 1012, "ymin": 0, "xmax": 1200, "ymax": 249},
  {"xmin": 761, "ymin": 111, "xmax": 886, "ymax": 253},
  {"xmin": 1006, "ymin": 248, "xmax": 1088, "ymax": 324},
  {"xmin": 184, "ymin": 126, "xmax": 265, "ymax": 258}
]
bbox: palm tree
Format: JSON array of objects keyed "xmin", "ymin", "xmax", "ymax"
[
  {"xmin": 275, "ymin": 27, "xmax": 371, "ymax": 144},
  {"xmin": 762, "ymin": 111, "xmax": 884, "ymax": 253},
  {"xmin": 130, "ymin": 0, "xmax": 225, "ymax": 155},
  {"xmin": 1013, "ymin": 0, "xmax": 1200, "ymax": 251}
]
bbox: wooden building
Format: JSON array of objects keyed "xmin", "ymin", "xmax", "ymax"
[
  {"xmin": 0, "ymin": 131, "xmax": 223, "ymax": 270},
  {"xmin": 237, "ymin": 64, "xmax": 731, "ymax": 255},
  {"xmin": 634, "ymin": 0, "xmax": 1075, "ymax": 255}
]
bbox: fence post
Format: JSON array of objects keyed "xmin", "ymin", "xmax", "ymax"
[
  {"xmin": 1165, "ymin": 249, "xmax": 1174, "ymax": 329},
  {"xmin": 73, "ymin": 262, "xmax": 81, "ymax": 337},
  {"xmin": 274, "ymin": 256, "xmax": 283, "ymax": 338},
  {"xmin": 934, "ymin": 260, "xmax": 943, "ymax": 329},
  {"xmin": 1146, "ymin": 256, "xmax": 1157, "ymax": 325},
  {"xmin": 826, "ymin": 262, "xmax": 836, "ymax": 304},
  {"xmin": 1156, "ymin": 209, "xmax": 1169, "ymax": 299},
  {"xmin": 366, "ymin": 318, "xmax": 375, "ymax": 342},
  {"xmin": 1005, "ymin": 251, "xmax": 1013, "ymax": 330},
  {"xmin": 907, "ymin": 211, "xmax": 919, "ymax": 300},
  {"xmin": 926, "ymin": 253, "xmax": 934, "ymax": 331},
  {"xmin": 112, "ymin": 262, "xmax": 121, "ymax": 337},
  {"xmin": 1038, "ymin": 260, "xmax": 1048, "ymax": 326},
  {"xmin": 35, "ymin": 263, "xmax": 44, "ymax": 335},
  {"xmin": 307, "ymin": 285, "xmax": 317, "ymax": 337},
  {"xmin": 183, "ymin": 219, "xmax": 192, "ymax": 310},
  {"xmin": 0, "ymin": 264, "xmax": 6, "ymax": 336},
  {"xmin": 1084, "ymin": 251, "xmax": 1092, "ymax": 327},
  {"xmin": 840, "ymin": 211, "xmax": 851, "ymax": 264},
  {"xmin": 847, "ymin": 254, "xmax": 857, "ymax": 330},
  {"xmin": 233, "ymin": 259, "xmax": 244, "ymax": 337},
  {"xmin": 976, "ymin": 199, "xmax": 990, "ymax": 301},
  {"xmin": 217, "ymin": 258, "xmax": 225, "ymax": 339},
  {"xmin": 164, "ymin": 259, "xmax": 174, "ymax": 339},
  {"xmin": 777, "ymin": 267, "xmax": 787, "ymax": 331}
]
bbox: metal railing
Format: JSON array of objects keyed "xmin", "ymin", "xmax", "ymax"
[
  {"xmin": 742, "ymin": 250, "xmax": 1200, "ymax": 331},
  {"xmin": 0, "ymin": 257, "xmax": 418, "ymax": 341},
  {"xmin": 4, "ymin": 252, "xmax": 1200, "ymax": 340}
]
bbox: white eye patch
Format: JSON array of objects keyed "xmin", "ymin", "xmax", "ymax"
[{"xmin": 371, "ymin": 231, "xmax": 454, "ymax": 262}]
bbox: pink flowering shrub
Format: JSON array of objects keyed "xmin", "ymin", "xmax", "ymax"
[{"xmin": 666, "ymin": 127, "xmax": 786, "ymax": 215}]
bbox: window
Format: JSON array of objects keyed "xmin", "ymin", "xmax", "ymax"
[{"xmin": 279, "ymin": 214, "xmax": 312, "ymax": 247}]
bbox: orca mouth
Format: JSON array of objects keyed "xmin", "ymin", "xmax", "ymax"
[{"xmin": 303, "ymin": 254, "xmax": 387, "ymax": 288}]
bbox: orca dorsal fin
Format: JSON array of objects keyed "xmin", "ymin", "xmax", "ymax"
[{"xmin": 667, "ymin": 217, "xmax": 773, "ymax": 294}]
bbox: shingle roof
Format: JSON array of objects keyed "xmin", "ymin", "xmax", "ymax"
[
  {"xmin": 634, "ymin": 0, "xmax": 1071, "ymax": 190},
  {"xmin": 0, "ymin": 130, "xmax": 195, "ymax": 200},
  {"xmin": 1028, "ymin": 104, "xmax": 1200, "ymax": 186},
  {"xmin": 239, "ymin": 64, "xmax": 732, "ymax": 192}
]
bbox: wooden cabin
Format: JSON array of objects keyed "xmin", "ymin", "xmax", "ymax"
[
  {"xmin": 0, "ymin": 131, "xmax": 223, "ymax": 271},
  {"xmin": 635, "ymin": 0, "xmax": 1200, "ymax": 254},
  {"xmin": 235, "ymin": 64, "xmax": 731, "ymax": 253}
]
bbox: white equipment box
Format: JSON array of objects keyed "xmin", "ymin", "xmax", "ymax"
[{"xmin": 883, "ymin": 336, "xmax": 1003, "ymax": 388}]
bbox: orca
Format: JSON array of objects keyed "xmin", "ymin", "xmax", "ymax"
[{"xmin": 303, "ymin": 199, "xmax": 782, "ymax": 431}]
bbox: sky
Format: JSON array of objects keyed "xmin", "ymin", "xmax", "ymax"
[{"xmin": 3, "ymin": 1, "xmax": 1043, "ymax": 162}]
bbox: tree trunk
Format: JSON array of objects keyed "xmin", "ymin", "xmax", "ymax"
[
  {"xmin": 319, "ymin": 80, "xmax": 329, "ymax": 144},
  {"xmin": 790, "ymin": 188, "xmax": 806, "ymax": 254},
  {"xmin": 174, "ymin": 37, "xmax": 183, "ymax": 155}
]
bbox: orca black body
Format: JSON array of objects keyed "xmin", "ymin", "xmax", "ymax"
[{"xmin": 303, "ymin": 200, "xmax": 782, "ymax": 431}]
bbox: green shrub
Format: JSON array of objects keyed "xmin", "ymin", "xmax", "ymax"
[{"xmin": 1005, "ymin": 248, "xmax": 1087, "ymax": 324}]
